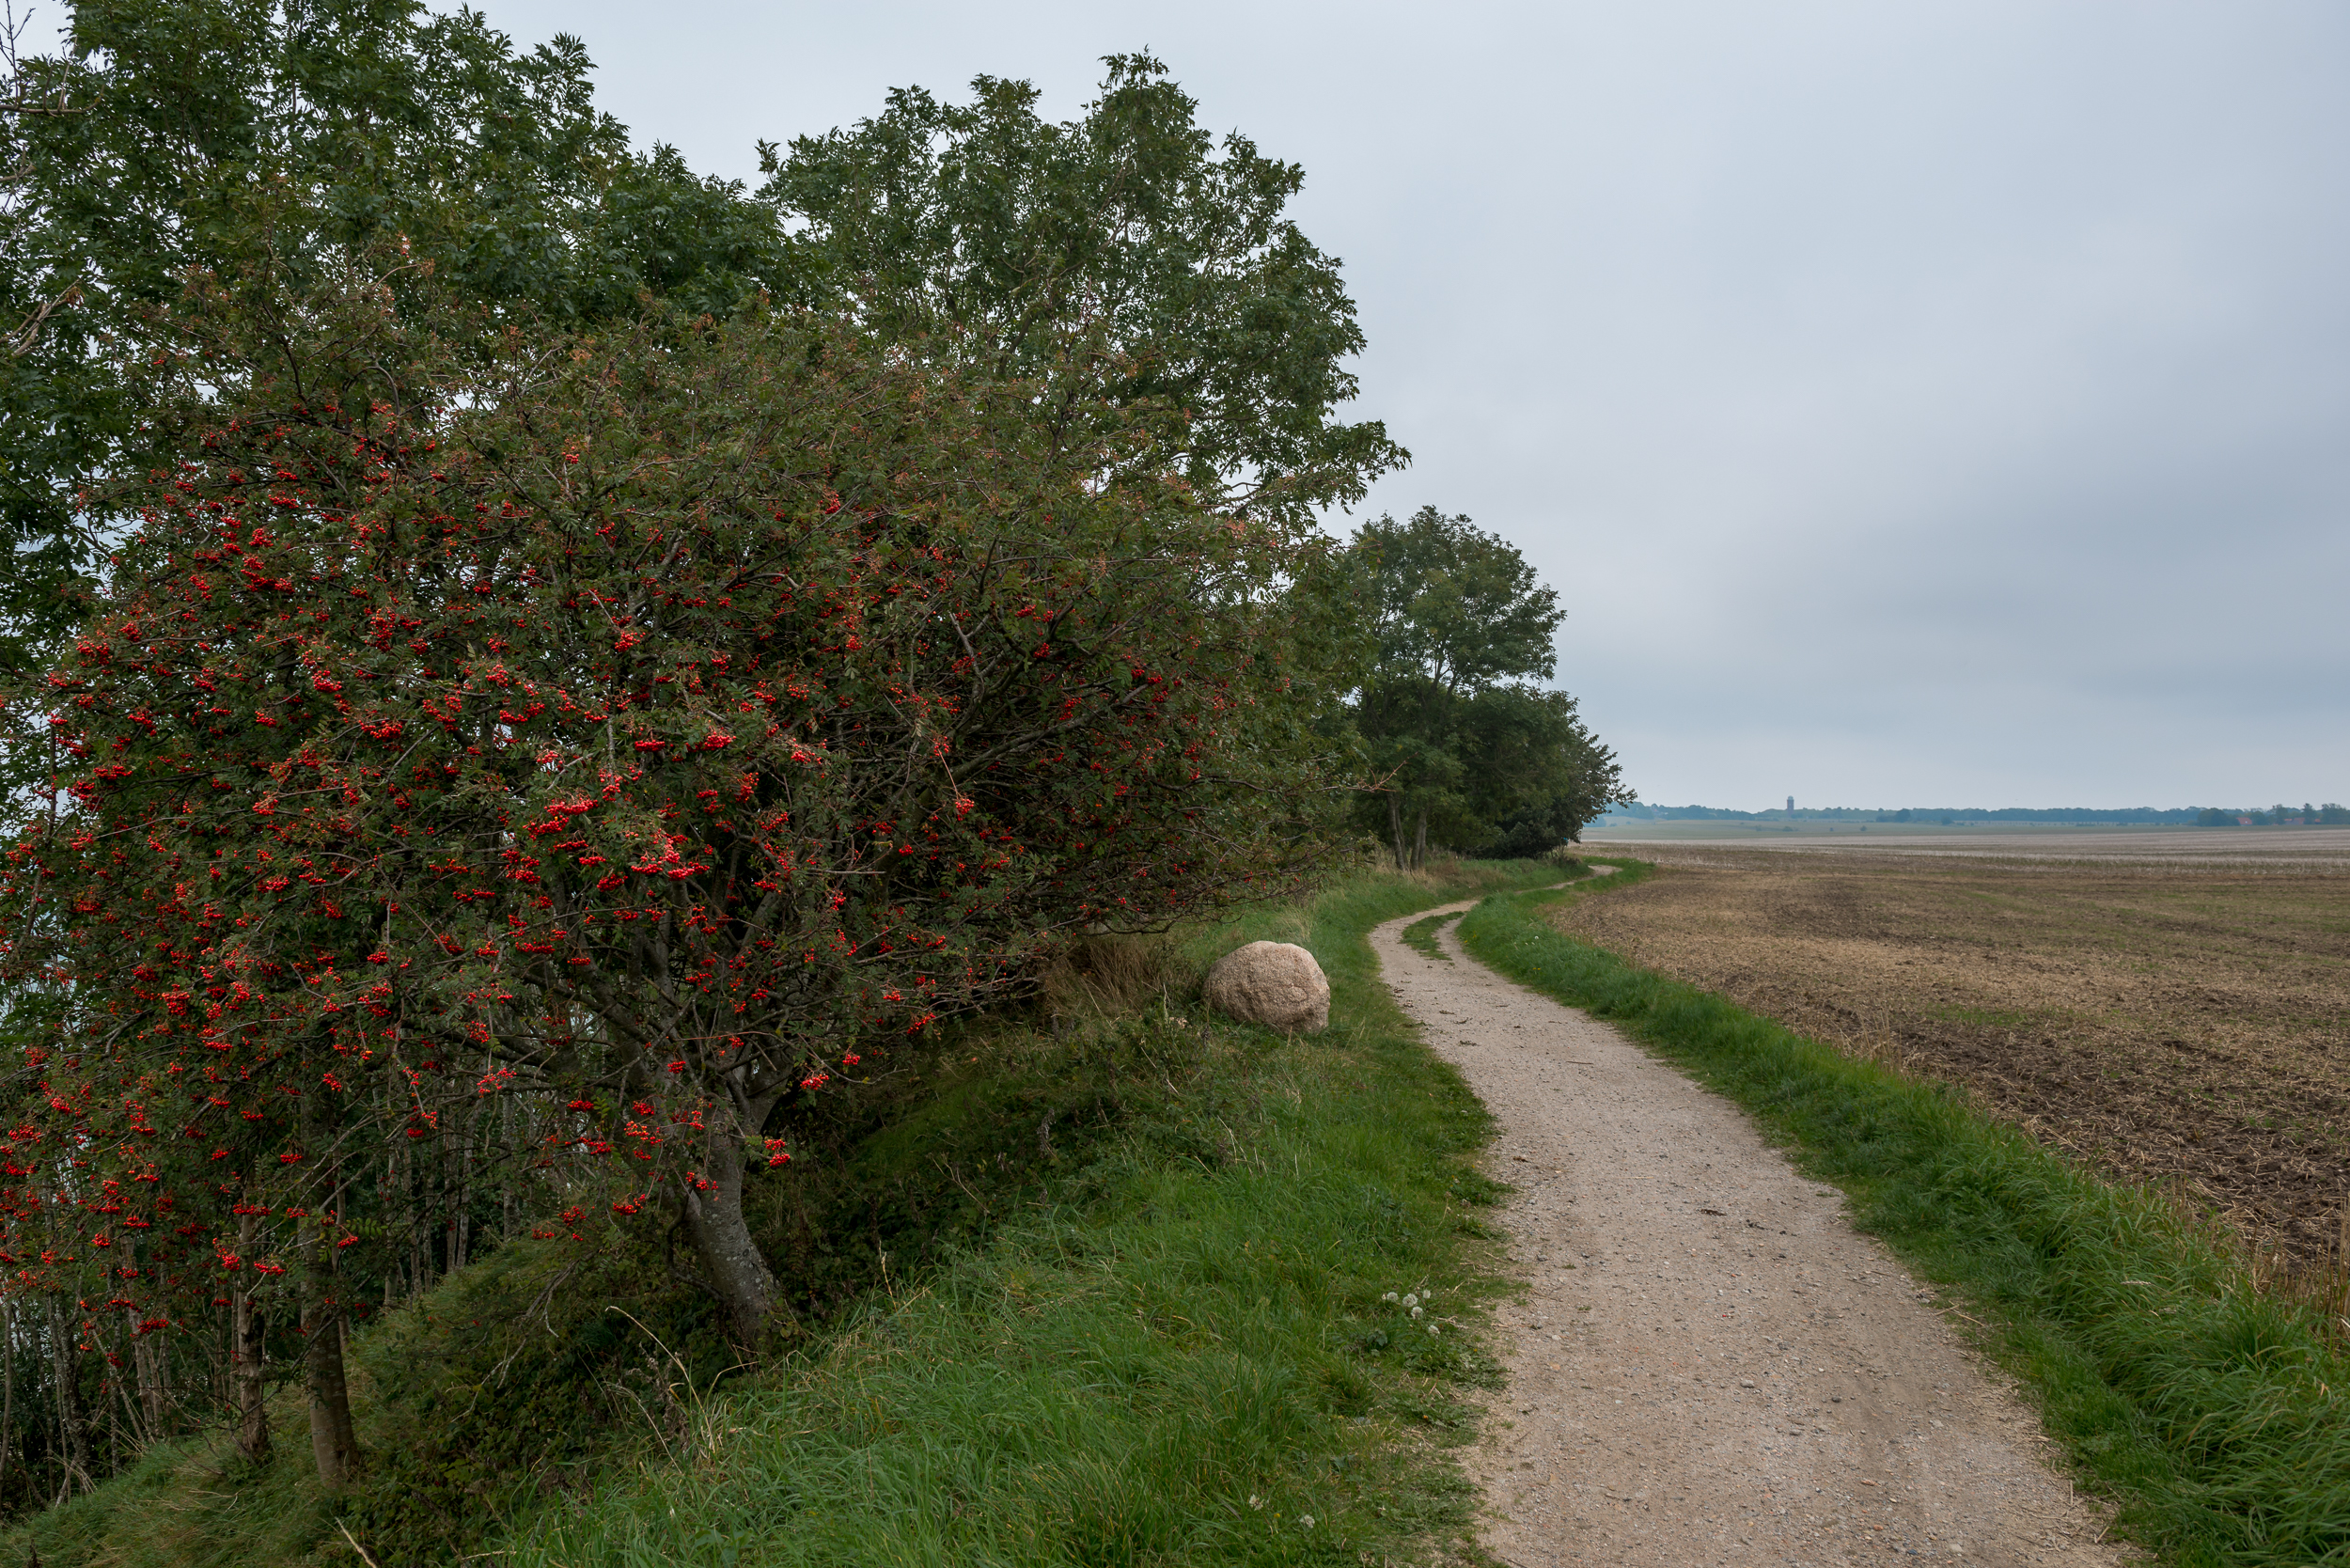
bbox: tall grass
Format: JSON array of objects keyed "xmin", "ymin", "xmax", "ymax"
[
  {"xmin": 491, "ymin": 860, "xmax": 1560, "ymax": 1568},
  {"xmin": 1461, "ymin": 867, "xmax": 2350, "ymax": 1568}
]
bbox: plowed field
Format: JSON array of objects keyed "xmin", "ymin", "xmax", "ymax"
[{"xmin": 1552, "ymin": 850, "xmax": 2350, "ymax": 1263}]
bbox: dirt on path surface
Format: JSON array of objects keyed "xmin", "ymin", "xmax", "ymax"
[{"xmin": 1372, "ymin": 898, "xmax": 2131, "ymax": 1567}]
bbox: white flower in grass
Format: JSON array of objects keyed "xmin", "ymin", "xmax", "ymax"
[
  {"xmin": 1248, "ymin": 1495, "xmax": 1263, "ymax": 1511},
  {"xmin": 1298, "ymin": 1515, "xmax": 1315, "ymax": 1530}
]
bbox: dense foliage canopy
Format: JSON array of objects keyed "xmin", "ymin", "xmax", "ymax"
[
  {"xmin": 762, "ymin": 52, "xmax": 1404, "ymax": 528},
  {"xmin": 0, "ymin": 0, "xmax": 788, "ymax": 672}
]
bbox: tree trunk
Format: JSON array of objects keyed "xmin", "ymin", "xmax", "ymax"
[
  {"xmin": 297, "ymin": 1098, "xmax": 362, "ymax": 1487},
  {"xmin": 230, "ymin": 1213, "xmax": 271, "ymax": 1466},
  {"xmin": 410, "ymin": 1142, "xmax": 431, "ymax": 1299},
  {"xmin": 498, "ymin": 1097, "xmax": 518, "ymax": 1247},
  {"xmin": 47, "ymin": 1298, "xmax": 90, "ymax": 1494},
  {"xmin": 1, "ymin": 1300, "xmax": 16, "ymax": 1498},
  {"xmin": 679, "ymin": 1124, "xmax": 778, "ymax": 1348},
  {"xmin": 133, "ymin": 1315, "xmax": 165, "ymax": 1441},
  {"xmin": 1412, "ymin": 805, "xmax": 1429, "ymax": 871},
  {"xmin": 1387, "ymin": 794, "xmax": 1408, "ymax": 871},
  {"xmin": 450, "ymin": 1089, "xmax": 475, "ymax": 1273},
  {"xmin": 301, "ymin": 1307, "xmax": 360, "ymax": 1487},
  {"xmin": 111, "ymin": 1323, "xmax": 149, "ymax": 1451},
  {"xmin": 381, "ymin": 1149, "xmax": 402, "ymax": 1318},
  {"xmin": 301, "ymin": 1228, "xmax": 362, "ymax": 1487}
]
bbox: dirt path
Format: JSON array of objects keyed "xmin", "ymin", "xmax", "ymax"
[{"xmin": 1373, "ymin": 898, "xmax": 2130, "ymax": 1566}]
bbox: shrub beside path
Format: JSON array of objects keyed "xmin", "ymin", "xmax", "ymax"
[{"xmin": 1373, "ymin": 896, "xmax": 2129, "ymax": 1567}]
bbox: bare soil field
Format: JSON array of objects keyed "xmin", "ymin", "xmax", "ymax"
[
  {"xmin": 1583, "ymin": 823, "xmax": 2350, "ymax": 868},
  {"xmin": 1550, "ymin": 848, "xmax": 2350, "ymax": 1266}
]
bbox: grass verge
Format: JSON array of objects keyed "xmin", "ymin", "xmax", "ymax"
[
  {"xmin": 1460, "ymin": 864, "xmax": 2350, "ymax": 1568},
  {"xmin": 4, "ymin": 858, "xmax": 1559, "ymax": 1567},
  {"xmin": 495, "ymin": 859, "xmax": 1560, "ymax": 1568}
]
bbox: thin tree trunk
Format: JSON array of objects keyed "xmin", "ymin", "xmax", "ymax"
[
  {"xmin": 679, "ymin": 1115, "xmax": 778, "ymax": 1347},
  {"xmin": 1413, "ymin": 806, "xmax": 1429, "ymax": 871},
  {"xmin": 111, "ymin": 1325, "xmax": 148, "ymax": 1453},
  {"xmin": 1387, "ymin": 793, "xmax": 1408, "ymax": 871},
  {"xmin": 298, "ymin": 1102, "xmax": 363, "ymax": 1487},
  {"xmin": 133, "ymin": 1314, "xmax": 164, "ymax": 1440},
  {"xmin": 498, "ymin": 1096, "xmax": 518, "ymax": 1247},
  {"xmin": 230, "ymin": 1213, "xmax": 271, "ymax": 1466},
  {"xmin": 450, "ymin": 1091, "xmax": 474, "ymax": 1273},
  {"xmin": 383, "ymin": 1149, "xmax": 401, "ymax": 1318},
  {"xmin": 1, "ymin": 1300, "xmax": 15, "ymax": 1498},
  {"xmin": 153, "ymin": 1320, "xmax": 172, "ymax": 1429},
  {"xmin": 453, "ymin": 1081, "xmax": 481, "ymax": 1278},
  {"xmin": 411, "ymin": 1141, "xmax": 431, "ymax": 1299},
  {"xmin": 300, "ymin": 1231, "xmax": 361, "ymax": 1487},
  {"xmin": 48, "ymin": 1298, "xmax": 90, "ymax": 1494}
]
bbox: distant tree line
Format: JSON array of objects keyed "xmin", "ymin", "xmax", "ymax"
[
  {"xmin": 2194, "ymin": 805, "xmax": 2350, "ymax": 826},
  {"xmin": 1606, "ymin": 804, "xmax": 2350, "ymax": 826},
  {"xmin": 1606, "ymin": 805, "xmax": 2224, "ymax": 824}
]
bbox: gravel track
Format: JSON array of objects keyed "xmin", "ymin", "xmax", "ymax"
[{"xmin": 1372, "ymin": 896, "xmax": 2132, "ymax": 1567}]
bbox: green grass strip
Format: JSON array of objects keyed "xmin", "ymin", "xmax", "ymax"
[
  {"xmin": 472, "ymin": 861, "xmax": 1559, "ymax": 1568},
  {"xmin": 1459, "ymin": 868, "xmax": 2350, "ymax": 1568},
  {"xmin": 1399, "ymin": 910, "xmax": 1460, "ymax": 963}
]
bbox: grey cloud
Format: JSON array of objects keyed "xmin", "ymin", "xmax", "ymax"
[{"xmin": 442, "ymin": 0, "xmax": 2350, "ymax": 805}]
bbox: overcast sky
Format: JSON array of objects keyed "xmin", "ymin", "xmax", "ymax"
[{"xmin": 396, "ymin": 3, "xmax": 2348, "ymax": 807}]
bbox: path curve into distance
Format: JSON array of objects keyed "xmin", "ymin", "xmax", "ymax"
[{"xmin": 1372, "ymin": 890, "xmax": 2129, "ymax": 1567}]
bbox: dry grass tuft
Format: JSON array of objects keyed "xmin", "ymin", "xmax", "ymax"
[
  {"xmin": 2250, "ymin": 1204, "xmax": 2350, "ymax": 1344},
  {"xmin": 1037, "ymin": 932, "xmax": 1200, "ymax": 1022}
]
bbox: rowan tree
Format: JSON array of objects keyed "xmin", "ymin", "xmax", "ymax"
[
  {"xmin": 0, "ymin": 252, "xmax": 1346, "ymax": 1395},
  {"xmin": 1, "ymin": 17, "xmax": 1391, "ymax": 1492}
]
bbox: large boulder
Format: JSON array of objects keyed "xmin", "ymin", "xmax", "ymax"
[{"xmin": 1202, "ymin": 941, "xmax": 1330, "ymax": 1034}]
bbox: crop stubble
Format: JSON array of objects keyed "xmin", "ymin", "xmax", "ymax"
[{"xmin": 1549, "ymin": 848, "xmax": 2350, "ymax": 1263}]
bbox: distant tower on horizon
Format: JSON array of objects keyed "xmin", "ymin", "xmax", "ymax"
[{"xmin": 1787, "ymin": 795, "xmax": 1794, "ymax": 813}]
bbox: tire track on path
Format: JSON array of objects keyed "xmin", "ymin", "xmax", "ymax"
[{"xmin": 1372, "ymin": 895, "xmax": 2131, "ymax": 1567}]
